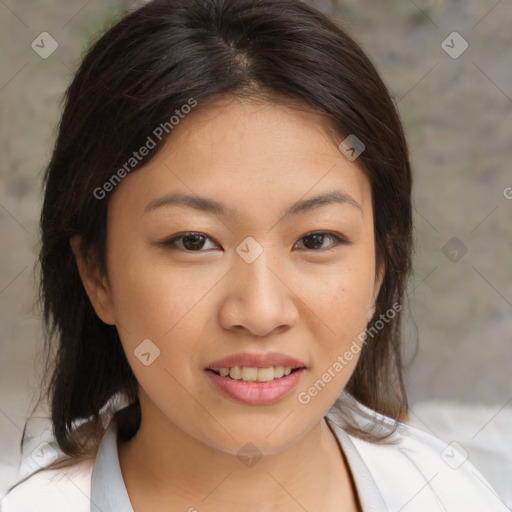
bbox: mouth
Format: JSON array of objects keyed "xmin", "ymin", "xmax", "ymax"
[
  {"xmin": 205, "ymin": 365, "xmax": 305, "ymax": 383},
  {"xmin": 204, "ymin": 366, "xmax": 307, "ymax": 405}
]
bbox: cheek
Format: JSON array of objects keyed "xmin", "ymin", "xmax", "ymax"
[
  {"xmin": 293, "ymin": 262, "xmax": 374, "ymax": 409},
  {"xmin": 107, "ymin": 257, "xmax": 209, "ymax": 406},
  {"xmin": 295, "ymin": 256, "xmax": 376, "ymax": 400},
  {"xmin": 301, "ymin": 260, "xmax": 375, "ymax": 337},
  {"xmin": 107, "ymin": 250, "xmax": 222, "ymax": 387},
  {"xmin": 108, "ymin": 248, "xmax": 211, "ymax": 336}
]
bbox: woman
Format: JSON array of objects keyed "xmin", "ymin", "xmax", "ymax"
[{"xmin": 3, "ymin": 0, "xmax": 507, "ymax": 510}]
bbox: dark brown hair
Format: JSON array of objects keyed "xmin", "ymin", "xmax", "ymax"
[{"xmin": 22, "ymin": 0, "xmax": 413, "ymax": 474}]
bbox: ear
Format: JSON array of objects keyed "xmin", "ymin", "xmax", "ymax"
[
  {"xmin": 70, "ymin": 235, "xmax": 116, "ymax": 325},
  {"xmin": 368, "ymin": 260, "xmax": 385, "ymax": 322}
]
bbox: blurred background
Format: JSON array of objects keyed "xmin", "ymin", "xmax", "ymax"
[{"xmin": 1, "ymin": 0, "xmax": 511, "ymax": 504}]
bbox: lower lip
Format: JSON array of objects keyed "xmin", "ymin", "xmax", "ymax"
[{"xmin": 205, "ymin": 368, "xmax": 306, "ymax": 405}]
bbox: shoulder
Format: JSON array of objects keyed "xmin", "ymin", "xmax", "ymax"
[
  {"xmin": 346, "ymin": 408, "xmax": 509, "ymax": 511},
  {"xmin": 1, "ymin": 458, "xmax": 94, "ymax": 512}
]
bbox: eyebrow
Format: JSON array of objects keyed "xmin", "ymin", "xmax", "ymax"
[{"xmin": 143, "ymin": 189, "xmax": 362, "ymax": 219}]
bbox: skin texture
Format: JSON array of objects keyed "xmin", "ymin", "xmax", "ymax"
[{"xmin": 71, "ymin": 96, "xmax": 382, "ymax": 511}]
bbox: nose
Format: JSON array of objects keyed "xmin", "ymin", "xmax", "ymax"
[{"xmin": 218, "ymin": 245, "xmax": 299, "ymax": 337}]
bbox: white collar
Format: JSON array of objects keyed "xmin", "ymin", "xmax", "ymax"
[{"xmin": 90, "ymin": 400, "xmax": 389, "ymax": 512}]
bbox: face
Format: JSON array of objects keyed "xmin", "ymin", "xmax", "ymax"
[{"xmin": 74, "ymin": 96, "xmax": 382, "ymax": 456}]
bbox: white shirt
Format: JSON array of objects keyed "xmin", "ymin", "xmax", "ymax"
[{"xmin": 2, "ymin": 398, "xmax": 509, "ymax": 512}]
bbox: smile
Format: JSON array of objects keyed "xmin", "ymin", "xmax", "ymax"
[
  {"xmin": 208, "ymin": 365, "xmax": 298, "ymax": 382},
  {"xmin": 205, "ymin": 367, "xmax": 306, "ymax": 405}
]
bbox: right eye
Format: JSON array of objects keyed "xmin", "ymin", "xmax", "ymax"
[{"xmin": 160, "ymin": 232, "xmax": 221, "ymax": 252}]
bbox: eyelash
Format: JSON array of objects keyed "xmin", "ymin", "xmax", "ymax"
[{"xmin": 160, "ymin": 231, "xmax": 348, "ymax": 253}]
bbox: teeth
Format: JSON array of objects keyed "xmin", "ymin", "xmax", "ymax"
[
  {"xmin": 241, "ymin": 367, "xmax": 258, "ymax": 381},
  {"xmin": 274, "ymin": 365, "xmax": 285, "ymax": 379},
  {"xmin": 257, "ymin": 367, "xmax": 275, "ymax": 382},
  {"xmin": 229, "ymin": 366, "xmax": 242, "ymax": 380},
  {"xmin": 215, "ymin": 365, "xmax": 296, "ymax": 382}
]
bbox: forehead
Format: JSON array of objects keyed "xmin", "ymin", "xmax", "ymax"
[{"xmin": 109, "ymin": 96, "xmax": 372, "ymax": 222}]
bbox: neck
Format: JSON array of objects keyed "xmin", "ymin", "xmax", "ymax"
[{"xmin": 117, "ymin": 398, "xmax": 358, "ymax": 512}]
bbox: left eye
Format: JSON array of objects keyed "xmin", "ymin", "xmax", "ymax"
[
  {"xmin": 294, "ymin": 231, "xmax": 347, "ymax": 251},
  {"xmin": 161, "ymin": 231, "xmax": 347, "ymax": 252}
]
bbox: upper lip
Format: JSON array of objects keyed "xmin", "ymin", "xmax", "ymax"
[{"xmin": 206, "ymin": 352, "xmax": 307, "ymax": 370}]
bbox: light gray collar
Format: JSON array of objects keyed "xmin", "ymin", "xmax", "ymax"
[
  {"xmin": 324, "ymin": 413, "xmax": 389, "ymax": 512},
  {"xmin": 90, "ymin": 416, "xmax": 134, "ymax": 512},
  {"xmin": 90, "ymin": 407, "xmax": 388, "ymax": 512}
]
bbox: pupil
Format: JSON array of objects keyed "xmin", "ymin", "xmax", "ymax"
[
  {"xmin": 183, "ymin": 234, "xmax": 204, "ymax": 250},
  {"xmin": 304, "ymin": 233, "xmax": 324, "ymax": 250}
]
